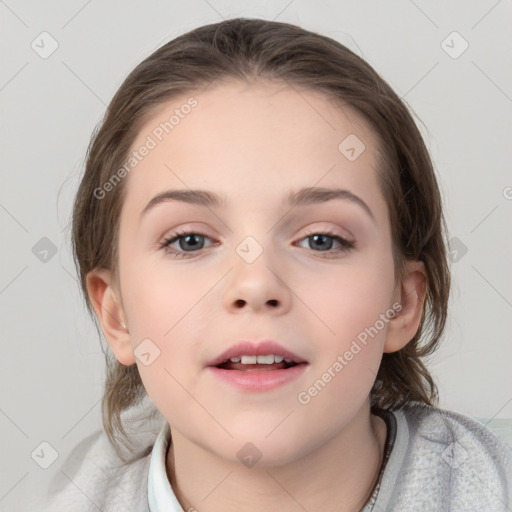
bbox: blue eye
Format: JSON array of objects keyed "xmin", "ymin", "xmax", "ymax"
[
  {"xmin": 160, "ymin": 231, "xmax": 215, "ymax": 257},
  {"xmin": 296, "ymin": 231, "xmax": 355, "ymax": 255},
  {"xmin": 160, "ymin": 229, "xmax": 355, "ymax": 258}
]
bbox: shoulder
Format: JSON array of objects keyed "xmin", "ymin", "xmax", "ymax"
[
  {"xmin": 41, "ymin": 428, "xmax": 154, "ymax": 512},
  {"xmin": 400, "ymin": 402, "xmax": 512, "ymax": 455},
  {"xmin": 41, "ymin": 396, "xmax": 165, "ymax": 511},
  {"xmin": 375, "ymin": 402, "xmax": 512, "ymax": 512}
]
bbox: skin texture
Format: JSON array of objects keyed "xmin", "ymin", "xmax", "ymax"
[{"xmin": 87, "ymin": 80, "xmax": 427, "ymax": 512}]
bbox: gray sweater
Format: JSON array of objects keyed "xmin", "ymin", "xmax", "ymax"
[{"xmin": 42, "ymin": 403, "xmax": 512, "ymax": 511}]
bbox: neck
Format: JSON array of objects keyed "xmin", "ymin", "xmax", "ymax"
[{"xmin": 165, "ymin": 402, "xmax": 387, "ymax": 512}]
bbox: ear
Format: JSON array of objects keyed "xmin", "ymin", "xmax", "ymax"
[
  {"xmin": 86, "ymin": 269, "xmax": 136, "ymax": 365},
  {"xmin": 383, "ymin": 260, "xmax": 427, "ymax": 353}
]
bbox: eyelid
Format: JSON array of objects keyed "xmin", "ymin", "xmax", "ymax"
[
  {"xmin": 159, "ymin": 224, "xmax": 352, "ymax": 245},
  {"xmin": 157, "ymin": 221, "xmax": 356, "ymax": 258},
  {"xmin": 159, "ymin": 222, "xmax": 217, "ymax": 242},
  {"xmin": 296, "ymin": 227, "xmax": 356, "ymax": 252},
  {"xmin": 160, "ymin": 228, "xmax": 216, "ymax": 247},
  {"xmin": 299, "ymin": 224, "xmax": 354, "ymax": 242},
  {"xmin": 159, "ymin": 225, "xmax": 356, "ymax": 261}
]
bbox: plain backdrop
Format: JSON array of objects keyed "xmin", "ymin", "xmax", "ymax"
[{"xmin": 1, "ymin": 1, "xmax": 511, "ymax": 510}]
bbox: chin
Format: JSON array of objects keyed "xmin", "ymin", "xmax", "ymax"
[{"xmin": 218, "ymin": 429, "xmax": 308, "ymax": 468}]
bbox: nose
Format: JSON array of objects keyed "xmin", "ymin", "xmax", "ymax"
[{"xmin": 222, "ymin": 247, "xmax": 292, "ymax": 315}]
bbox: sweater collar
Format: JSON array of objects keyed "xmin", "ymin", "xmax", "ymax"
[{"xmin": 148, "ymin": 421, "xmax": 184, "ymax": 511}]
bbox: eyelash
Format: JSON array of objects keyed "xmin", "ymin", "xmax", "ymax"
[{"xmin": 160, "ymin": 228, "xmax": 355, "ymax": 259}]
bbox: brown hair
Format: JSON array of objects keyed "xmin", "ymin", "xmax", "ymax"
[{"xmin": 72, "ymin": 17, "xmax": 451, "ymax": 463}]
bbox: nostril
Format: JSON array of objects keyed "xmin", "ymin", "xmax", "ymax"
[{"xmin": 233, "ymin": 299, "xmax": 278, "ymax": 308}]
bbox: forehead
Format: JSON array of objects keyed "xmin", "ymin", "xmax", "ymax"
[{"xmin": 123, "ymin": 79, "xmax": 385, "ymax": 215}]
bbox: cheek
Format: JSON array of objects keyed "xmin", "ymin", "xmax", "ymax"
[
  {"xmin": 305, "ymin": 254, "xmax": 396, "ymax": 342},
  {"xmin": 119, "ymin": 261, "xmax": 208, "ymax": 410},
  {"xmin": 118, "ymin": 256, "xmax": 218, "ymax": 397},
  {"xmin": 296, "ymin": 265, "xmax": 394, "ymax": 419},
  {"xmin": 120, "ymin": 255, "xmax": 211, "ymax": 336}
]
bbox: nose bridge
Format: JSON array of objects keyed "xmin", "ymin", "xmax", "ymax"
[{"xmin": 222, "ymin": 232, "xmax": 291, "ymax": 313}]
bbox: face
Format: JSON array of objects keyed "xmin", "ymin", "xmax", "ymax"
[{"xmin": 111, "ymin": 80, "xmax": 403, "ymax": 465}]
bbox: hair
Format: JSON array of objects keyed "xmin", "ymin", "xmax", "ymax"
[{"xmin": 72, "ymin": 17, "xmax": 451, "ymax": 463}]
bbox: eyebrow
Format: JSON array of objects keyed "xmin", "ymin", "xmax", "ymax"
[{"xmin": 140, "ymin": 186, "xmax": 375, "ymax": 222}]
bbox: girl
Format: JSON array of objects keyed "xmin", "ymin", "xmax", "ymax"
[{"xmin": 44, "ymin": 17, "xmax": 512, "ymax": 512}]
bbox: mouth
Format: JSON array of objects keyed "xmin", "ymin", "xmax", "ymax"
[
  {"xmin": 206, "ymin": 340, "xmax": 308, "ymax": 370},
  {"xmin": 215, "ymin": 355, "xmax": 303, "ymax": 371},
  {"xmin": 206, "ymin": 341, "xmax": 309, "ymax": 392}
]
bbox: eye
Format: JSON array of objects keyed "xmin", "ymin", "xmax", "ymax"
[
  {"xmin": 296, "ymin": 229, "xmax": 355, "ymax": 256},
  {"xmin": 160, "ymin": 230, "xmax": 216, "ymax": 258},
  {"xmin": 159, "ymin": 228, "xmax": 355, "ymax": 259}
]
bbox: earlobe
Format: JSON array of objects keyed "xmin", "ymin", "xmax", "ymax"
[
  {"xmin": 383, "ymin": 260, "xmax": 427, "ymax": 353},
  {"xmin": 86, "ymin": 269, "xmax": 136, "ymax": 365}
]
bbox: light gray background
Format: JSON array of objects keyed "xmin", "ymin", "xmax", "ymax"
[{"xmin": 1, "ymin": 1, "xmax": 511, "ymax": 510}]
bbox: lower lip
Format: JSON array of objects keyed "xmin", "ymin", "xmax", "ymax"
[{"xmin": 206, "ymin": 364, "xmax": 308, "ymax": 392}]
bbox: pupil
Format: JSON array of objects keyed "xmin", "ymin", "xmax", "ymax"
[{"xmin": 311, "ymin": 234, "xmax": 332, "ymax": 251}]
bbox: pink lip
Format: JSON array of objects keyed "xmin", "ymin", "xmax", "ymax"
[
  {"xmin": 207, "ymin": 364, "xmax": 308, "ymax": 392},
  {"xmin": 205, "ymin": 340, "xmax": 307, "ymax": 368}
]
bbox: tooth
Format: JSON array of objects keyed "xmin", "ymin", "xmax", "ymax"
[
  {"xmin": 236, "ymin": 355, "xmax": 289, "ymax": 364},
  {"xmin": 256, "ymin": 354, "xmax": 274, "ymax": 364}
]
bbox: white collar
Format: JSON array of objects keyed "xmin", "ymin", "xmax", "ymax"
[
  {"xmin": 147, "ymin": 411, "xmax": 399, "ymax": 511},
  {"xmin": 147, "ymin": 422, "xmax": 184, "ymax": 511}
]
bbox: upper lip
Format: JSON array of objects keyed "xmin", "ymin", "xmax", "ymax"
[{"xmin": 206, "ymin": 340, "xmax": 308, "ymax": 368}]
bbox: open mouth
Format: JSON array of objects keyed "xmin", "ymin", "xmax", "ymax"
[
  {"xmin": 214, "ymin": 354, "xmax": 302, "ymax": 371},
  {"xmin": 216, "ymin": 358, "xmax": 301, "ymax": 371},
  {"xmin": 208, "ymin": 354, "xmax": 308, "ymax": 391}
]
